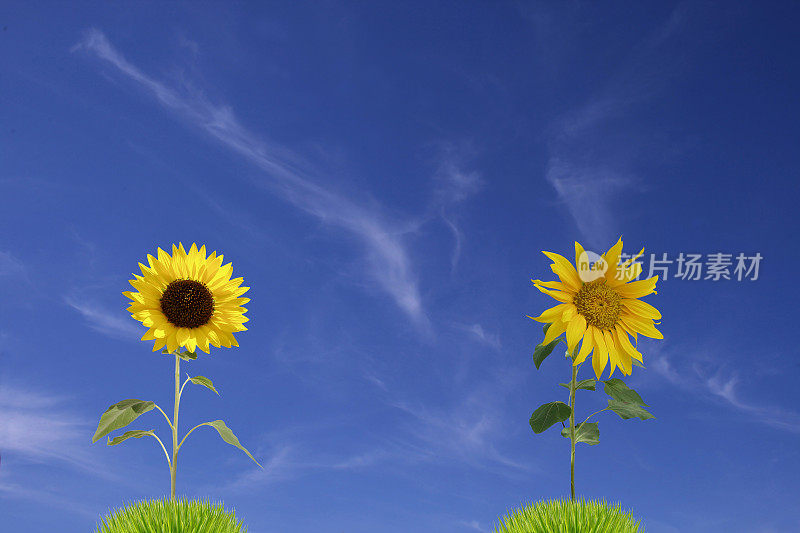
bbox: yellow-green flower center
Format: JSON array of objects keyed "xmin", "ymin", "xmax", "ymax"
[
  {"xmin": 573, "ymin": 279, "xmax": 622, "ymax": 331},
  {"xmin": 160, "ymin": 279, "xmax": 214, "ymax": 328}
]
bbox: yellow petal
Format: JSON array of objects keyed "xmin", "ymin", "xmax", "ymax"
[
  {"xmin": 616, "ymin": 276, "xmax": 658, "ymax": 298},
  {"xmin": 208, "ymin": 262, "xmax": 234, "ymax": 289},
  {"xmin": 172, "ymin": 243, "xmax": 189, "ymax": 278},
  {"xmin": 151, "ymin": 336, "xmax": 167, "ymax": 352},
  {"xmin": 527, "ymin": 303, "xmax": 570, "ymax": 323},
  {"xmin": 532, "ymin": 283, "xmax": 574, "ymax": 303},
  {"xmin": 574, "ymin": 241, "xmax": 586, "ymax": 270},
  {"xmin": 176, "ymin": 327, "xmax": 190, "ymax": 347},
  {"xmin": 603, "ymin": 237, "xmax": 624, "ymax": 283},
  {"xmin": 227, "ymin": 332, "xmax": 240, "ymax": 348},
  {"xmin": 208, "ymin": 324, "xmax": 231, "ymax": 347},
  {"xmin": 621, "ymin": 298, "xmax": 662, "ymax": 320},
  {"xmin": 612, "ymin": 328, "xmax": 633, "ymax": 375},
  {"xmin": 166, "ymin": 332, "xmax": 178, "ymax": 353},
  {"xmin": 603, "ymin": 329, "xmax": 618, "ymax": 378},
  {"xmin": 591, "ymin": 327, "xmax": 609, "ymax": 379},
  {"xmin": 542, "ymin": 251, "xmax": 582, "ymax": 292},
  {"xmin": 622, "ymin": 262, "xmax": 643, "ymax": 283},
  {"xmin": 562, "ymin": 304, "xmax": 577, "ymax": 322},
  {"xmin": 566, "ymin": 315, "xmax": 587, "ymax": 353},
  {"xmin": 574, "ymin": 328, "xmax": 594, "ymax": 365},
  {"xmin": 616, "ymin": 325, "xmax": 643, "ymax": 363},
  {"xmin": 185, "ymin": 336, "xmax": 197, "ymax": 353},
  {"xmin": 623, "ymin": 247, "xmax": 645, "ymax": 269},
  {"xmin": 205, "ymin": 326, "xmax": 221, "ymax": 347},
  {"xmin": 195, "ymin": 329, "xmax": 210, "ymax": 354},
  {"xmin": 620, "ymin": 313, "xmax": 664, "ymax": 339},
  {"xmin": 224, "ymin": 277, "xmax": 245, "ymax": 290},
  {"xmin": 122, "ymin": 291, "xmax": 144, "ymax": 304},
  {"xmin": 543, "ymin": 318, "xmax": 567, "ymax": 345},
  {"xmin": 200, "ymin": 252, "xmax": 223, "ymax": 284},
  {"xmin": 531, "ymin": 279, "xmax": 567, "ymax": 291},
  {"xmin": 149, "ymin": 251, "xmax": 173, "ymax": 283}
]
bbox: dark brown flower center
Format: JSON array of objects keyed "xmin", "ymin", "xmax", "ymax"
[
  {"xmin": 573, "ymin": 279, "xmax": 622, "ymax": 331},
  {"xmin": 160, "ymin": 279, "xmax": 214, "ymax": 328}
]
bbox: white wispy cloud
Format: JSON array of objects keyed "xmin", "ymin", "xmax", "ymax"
[
  {"xmin": 545, "ymin": 159, "xmax": 635, "ymax": 248},
  {"xmin": 226, "ymin": 445, "xmax": 296, "ymax": 489},
  {"xmin": 432, "ymin": 145, "xmax": 483, "ymax": 272},
  {"xmin": 0, "ymin": 479, "xmax": 97, "ymax": 518},
  {"xmin": 63, "ymin": 293, "xmax": 143, "ymax": 342},
  {"xmin": 0, "ymin": 250, "xmax": 25, "ymax": 276},
  {"xmin": 648, "ymin": 350, "xmax": 800, "ymax": 434},
  {"xmin": 541, "ymin": 5, "xmax": 688, "ymax": 247},
  {"xmin": 390, "ymin": 389, "xmax": 531, "ymax": 474},
  {"xmin": 0, "ymin": 383, "xmax": 109, "ymax": 476},
  {"xmin": 224, "ymin": 441, "xmax": 390, "ymax": 491},
  {"xmin": 434, "ymin": 150, "xmax": 483, "ymax": 205},
  {"xmin": 456, "ymin": 323, "xmax": 502, "ymax": 350},
  {"xmin": 72, "ymin": 29, "xmax": 427, "ymax": 327},
  {"xmin": 222, "ymin": 364, "xmax": 531, "ymax": 491},
  {"xmin": 459, "ymin": 519, "xmax": 487, "ymax": 532}
]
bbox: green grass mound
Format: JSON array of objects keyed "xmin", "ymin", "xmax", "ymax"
[
  {"xmin": 95, "ymin": 497, "xmax": 247, "ymax": 533},
  {"xmin": 494, "ymin": 496, "xmax": 644, "ymax": 533}
]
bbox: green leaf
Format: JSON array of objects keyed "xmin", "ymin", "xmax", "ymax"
[
  {"xmin": 558, "ymin": 379, "xmax": 596, "ymax": 392},
  {"xmin": 560, "ymin": 422, "xmax": 600, "ymax": 445},
  {"xmin": 107, "ymin": 429, "xmax": 156, "ymax": 446},
  {"xmin": 92, "ymin": 399, "xmax": 155, "ymax": 443},
  {"xmin": 529, "ymin": 401, "xmax": 572, "ymax": 434},
  {"xmin": 202, "ymin": 420, "xmax": 262, "ymax": 468},
  {"xmin": 188, "ymin": 375, "xmax": 218, "ymax": 395},
  {"xmin": 178, "ymin": 349, "xmax": 197, "ymax": 361},
  {"xmin": 601, "ymin": 378, "xmax": 648, "ymax": 406},
  {"xmin": 632, "ymin": 358, "xmax": 646, "ymax": 368},
  {"xmin": 533, "ymin": 323, "xmax": 563, "ymax": 370},
  {"xmin": 607, "ymin": 399, "xmax": 655, "ymax": 420}
]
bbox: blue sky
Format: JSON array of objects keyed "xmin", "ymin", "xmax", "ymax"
[{"xmin": 1, "ymin": 1, "xmax": 799, "ymax": 532}]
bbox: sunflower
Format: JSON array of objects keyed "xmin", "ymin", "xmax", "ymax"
[
  {"xmin": 123, "ymin": 243, "xmax": 250, "ymax": 354},
  {"xmin": 528, "ymin": 237, "xmax": 662, "ymax": 379}
]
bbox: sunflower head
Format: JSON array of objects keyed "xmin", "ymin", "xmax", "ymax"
[
  {"xmin": 123, "ymin": 243, "xmax": 250, "ymax": 355},
  {"xmin": 529, "ymin": 237, "xmax": 663, "ymax": 379}
]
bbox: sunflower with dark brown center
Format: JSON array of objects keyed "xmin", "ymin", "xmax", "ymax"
[
  {"xmin": 123, "ymin": 243, "xmax": 250, "ymax": 354},
  {"xmin": 528, "ymin": 237, "xmax": 663, "ymax": 378}
]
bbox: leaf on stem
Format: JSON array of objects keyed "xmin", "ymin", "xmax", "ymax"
[
  {"xmin": 107, "ymin": 429, "xmax": 156, "ymax": 446},
  {"xmin": 529, "ymin": 401, "xmax": 572, "ymax": 434},
  {"xmin": 188, "ymin": 375, "xmax": 218, "ymax": 395},
  {"xmin": 177, "ymin": 349, "xmax": 197, "ymax": 361},
  {"xmin": 607, "ymin": 399, "xmax": 655, "ymax": 420},
  {"xmin": 560, "ymin": 422, "xmax": 600, "ymax": 445},
  {"xmin": 559, "ymin": 379, "xmax": 596, "ymax": 391},
  {"xmin": 533, "ymin": 323, "xmax": 564, "ymax": 370},
  {"xmin": 601, "ymin": 378, "xmax": 648, "ymax": 406},
  {"xmin": 92, "ymin": 399, "xmax": 155, "ymax": 443},
  {"xmin": 203, "ymin": 420, "xmax": 262, "ymax": 468}
]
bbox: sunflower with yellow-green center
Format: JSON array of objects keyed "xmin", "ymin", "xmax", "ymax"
[
  {"xmin": 123, "ymin": 243, "xmax": 250, "ymax": 354},
  {"xmin": 528, "ymin": 237, "xmax": 662, "ymax": 379}
]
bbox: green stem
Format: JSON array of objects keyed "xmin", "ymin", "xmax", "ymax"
[
  {"xmin": 153, "ymin": 403, "xmax": 174, "ymax": 431},
  {"xmin": 581, "ymin": 407, "xmax": 610, "ymax": 427},
  {"xmin": 149, "ymin": 432, "xmax": 172, "ymax": 470},
  {"xmin": 178, "ymin": 422, "xmax": 208, "ymax": 452},
  {"xmin": 569, "ymin": 353, "xmax": 577, "ymax": 502},
  {"xmin": 170, "ymin": 352, "xmax": 180, "ymax": 502}
]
